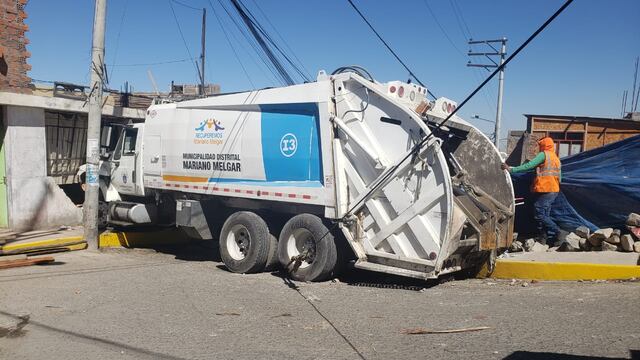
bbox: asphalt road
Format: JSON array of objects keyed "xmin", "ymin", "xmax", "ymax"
[{"xmin": 0, "ymin": 242, "xmax": 638, "ymax": 360}]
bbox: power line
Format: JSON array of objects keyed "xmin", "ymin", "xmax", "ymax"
[
  {"xmin": 422, "ymin": 0, "xmax": 465, "ymax": 57},
  {"xmin": 208, "ymin": 0, "xmax": 256, "ymax": 88},
  {"xmin": 346, "ymin": 0, "xmax": 436, "ymax": 99},
  {"xmin": 421, "ymin": 0, "xmax": 494, "ymax": 112},
  {"xmin": 449, "ymin": 0, "xmax": 471, "ymax": 41},
  {"xmin": 109, "ymin": 58, "xmax": 192, "ymax": 67},
  {"xmin": 168, "ymin": 0, "xmax": 201, "ymax": 84},
  {"xmin": 108, "ymin": 0, "xmax": 129, "ymax": 80},
  {"xmin": 233, "ymin": 0, "xmax": 311, "ymax": 82},
  {"xmin": 170, "ymin": 0, "xmax": 201, "ymax": 11},
  {"xmin": 248, "ymin": 0, "xmax": 313, "ymax": 79},
  {"xmin": 216, "ymin": 0, "xmax": 282, "ymax": 85}
]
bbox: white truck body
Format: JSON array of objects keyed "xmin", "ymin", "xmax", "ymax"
[{"xmin": 103, "ymin": 71, "xmax": 514, "ymax": 280}]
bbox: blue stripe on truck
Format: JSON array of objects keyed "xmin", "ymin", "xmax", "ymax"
[{"xmin": 259, "ymin": 103, "xmax": 323, "ymax": 184}]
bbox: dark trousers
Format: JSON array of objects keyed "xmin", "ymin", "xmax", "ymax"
[{"xmin": 533, "ymin": 192, "xmax": 559, "ymax": 242}]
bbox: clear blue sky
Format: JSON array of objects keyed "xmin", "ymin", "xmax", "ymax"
[{"xmin": 25, "ymin": 0, "xmax": 640, "ymax": 143}]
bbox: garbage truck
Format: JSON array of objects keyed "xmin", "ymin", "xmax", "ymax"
[{"xmin": 87, "ymin": 68, "xmax": 515, "ymax": 281}]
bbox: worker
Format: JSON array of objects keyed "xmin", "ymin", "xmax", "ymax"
[{"xmin": 501, "ymin": 136, "xmax": 562, "ymax": 244}]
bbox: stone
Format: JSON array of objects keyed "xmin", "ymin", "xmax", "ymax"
[
  {"xmin": 530, "ymin": 242, "xmax": 549, "ymax": 252},
  {"xmin": 627, "ymin": 226, "xmax": 640, "ymax": 241},
  {"xmin": 579, "ymin": 237, "xmax": 591, "ymax": 251},
  {"xmin": 523, "ymin": 238, "xmax": 535, "ymax": 252},
  {"xmin": 620, "ymin": 234, "xmax": 634, "ymax": 252},
  {"xmin": 558, "ymin": 233, "xmax": 581, "ymax": 252},
  {"xmin": 575, "ymin": 226, "xmax": 590, "ymax": 239},
  {"xmin": 601, "ymin": 242, "xmax": 618, "ymax": 251},
  {"xmin": 612, "ymin": 229, "xmax": 621, "ymax": 237},
  {"xmin": 556, "ymin": 229, "xmax": 570, "ymax": 242},
  {"xmin": 588, "ymin": 228, "xmax": 613, "ymax": 246},
  {"xmin": 547, "ymin": 246, "xmax": 559, "ymax": 252},
  {"xmin": 626, "ymin": 213, "xmax": 640, "ymax": 227},
  {"xmin": 605, "ymin": 235, "xmax": 620, "ymax": 245},
  {"xmin": 634, "ymin": 242, "xmax": 640, "ymax": 253},
  {"xmin": 509, "ymin": 241, "xmax": 524, "ymax": 252}
]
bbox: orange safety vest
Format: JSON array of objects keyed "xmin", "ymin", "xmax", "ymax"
[{"xmin": 532, "ymin": 150, "xmax": 561, "ymax": 193}]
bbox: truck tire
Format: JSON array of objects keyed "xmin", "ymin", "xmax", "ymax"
[
  {"xmin": 219, "ymin": 211, "xmax": 270, "ymax": 274},
  {"xmin": 264, "ymin": 234, "xmax": 279, "ymax": 272},
  {"xmin": 278, "ymin": 214, "xmax": 338, "ymax": 282}
]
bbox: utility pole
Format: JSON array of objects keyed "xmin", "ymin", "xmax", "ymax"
[
  {"xmin": 200, "ymin": 7, "xmax": 206, "ymax": 96},
  {"xmin": 467, "ymin": 37, "xmax": 507, "ymax": 147},
  {"xmin": 84, "ymin": 0, "xmax": 107, "ymax": 250}
]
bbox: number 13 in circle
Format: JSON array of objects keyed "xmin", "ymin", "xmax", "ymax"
[{"xmin": 280, "ymin": 133, "xmax": 298, "ymax": 157}]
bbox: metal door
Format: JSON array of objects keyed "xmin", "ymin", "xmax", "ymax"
[{"xmin": 110, "ymin": 127, "xmax": 141, "ymax": 196}]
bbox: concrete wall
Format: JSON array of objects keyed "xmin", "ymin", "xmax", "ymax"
[{"xmin": 3, "ymin": 105, "xmax": 81, "ymax": 231}]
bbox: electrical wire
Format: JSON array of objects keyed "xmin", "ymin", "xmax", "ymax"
[
  {"xmin": 217, "ymin": 0, "xmax": 284, "ymax": 85},
  {"xmin": 248, "ymin": 0, "xmax": 313, "ymax": 79},
  {"xmin": 208, "ymin": 0, "xmax": 256, "ymax": 88},
  {"xmin": 109, "ymin": 58, "xmax": 193, "ymax": 67},
  {"xmin": 449, "ymin": 0, "xmax": 472, "ymax": 41},
  {"xmin": 346, "ymin": 0, "xmax": 436, "ymax": 100},
  {"xmin": 167, "ymin": 0, "xmax": 201, "ymax": 84},
  {"xmin": 170, "ymin": 0, "xmax": 201, "ymax": 11},
  {"xmin": 108, "ymin": 0, "xmax": 129, "ymax": 80},
  {"xmin": 234, "ymin": 0, "xmax": 312, "ymax": 83},
  {"xmin": 422, "ymin": 0, "xmax": 495, "ymax": 117}
]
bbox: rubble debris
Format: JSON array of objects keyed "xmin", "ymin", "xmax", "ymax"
[
  {"xmin": 530, "ymin": 242, "xmax": 549, "ymax": 252},
  {"xmin": 588, "ymin": 228, "xmax": 613, "ymax": 246},
  {"xmin": 627, "ymin": 213, "xmax": 640, "ymax": 227},
  {"xmin": 547, "ymin": 246, "xmax": 559, "ymax": 252},
  {"xmin": 620, "ymin": 235, "xmax": 634, "ymax": 252},
  {"xmin": 628, "ymin": 226, "xmax": 640, "ymax": 241},
  {"xmin": 0, "ymin": 256, "xmax": 55, "ymax": 270},
  {"xmin": 558, "ymin": 233, "xmax": 581, "ymax": 252},
  {"xmin": 634, "ymin": 242, "xmax": 640, "ymax": 253},
  {"xmin": 575, "ymin": 226, "xmax": 590, "ymax": 239},
  {"xmin": 601, "ymin": 242, "xmax": 618, "ymax": 251},
  {"xmin": 605, "ymin": 234, "xmax": 621, "ymax": 245},
  {"xmin": 509, "ymin": 241, "xmax": 524, "ymax": 252},
  {"xmin": 523, "ymin": 238, "xmax": 535, "ymax": 252},
  {"xmin": 402, "ymin": 326, "xmax": 491, "ymax": 335},
  {"xmin": 579, "ymin": 237, "xmax": 591, "ymax": 251}
]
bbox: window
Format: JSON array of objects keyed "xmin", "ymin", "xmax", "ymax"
[
  {"xmin": 122, "ymin": 128, "xmax": 138, "ymax": 155},
  {"xmin": 542, "ymin": 131, "xmax": 584, "ymax": 157}
]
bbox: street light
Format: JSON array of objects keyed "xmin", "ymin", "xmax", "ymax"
[{"xmin": 472, "ymin": 114, "xmax": 495, "ymax": 123}]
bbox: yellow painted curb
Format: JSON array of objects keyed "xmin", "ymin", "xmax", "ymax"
[
  {"xmin": 99, "ymin": 229, "xmax": 191, "ymax": 248},
  {"xmin": 492, "ymin": 259, "xmax": 640, "ymax": 281},
  {"xmin": 0, "ymin": 236, "xmax": 85, "ymax": 255}
]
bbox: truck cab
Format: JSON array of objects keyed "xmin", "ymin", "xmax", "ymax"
[{"xmin": 108, "ymin": 123, "xmax": 146, "ymax": 198}]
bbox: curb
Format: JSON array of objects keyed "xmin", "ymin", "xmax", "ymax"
[
  {"xmin": 491, "ymin": 259, "xmax": 640, "ymax": 281},
  {"xmin": 99, "ymin": 228, "xmax": 191, "ymax": 248}
]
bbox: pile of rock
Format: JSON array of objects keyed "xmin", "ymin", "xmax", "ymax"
[{"xmin": 510, "ymin": 212, "xmax": 640, "ymax": 253}]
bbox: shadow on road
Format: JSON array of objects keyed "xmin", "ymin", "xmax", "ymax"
[
  {"xmin": 148, "ymin": 240, "xmax": 221, "ymax": 263},
  {"xmin": 503, "ymin": 350, "xmax": 639, "ymax": 360},
  {"xmin": 0, "ymin": 310, "xmax": 189, "ymax": 360}
]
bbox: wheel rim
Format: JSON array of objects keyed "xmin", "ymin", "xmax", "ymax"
[
  {"xmin": 286, "ymin": 228, "xmax": 316, "ymax": 269},
  {"xmin": 226, "ymin": 224, "xmax": 251, "ymax": 260}
]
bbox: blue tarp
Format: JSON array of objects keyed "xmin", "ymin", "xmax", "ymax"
[{"xmin": 511, "ymin": 134, "xmax": 640, "ymax": 235}]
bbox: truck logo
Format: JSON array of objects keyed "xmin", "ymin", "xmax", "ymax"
[
  {"xmin": 280, "ymin": 133, "xmax": 298, "ymax": 157},
  {"xmin": 195, "ymin": 118, "xmax": 224, "ymax": 132}
]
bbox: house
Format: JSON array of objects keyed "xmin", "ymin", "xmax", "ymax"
[{"xmin": 506, "ymin": 114, "xmax": 640, "ymax": 164}]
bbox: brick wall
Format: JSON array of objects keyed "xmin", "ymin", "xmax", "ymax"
[{"xmin": 0, "ymin": 0, "xmax": 31, "ymax": 94}]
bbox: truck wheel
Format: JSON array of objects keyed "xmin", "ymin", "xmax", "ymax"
[
  {"xmin": 219, "ymin": 211, "xmax": 270, "ymax": 274},
  {"xmin": 278, "ymin": 214, "xmax": 338, "ymax": 282},
  {"xmin": 264, "ymin": 234, "xmax": 279, "ymax": 272}
]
